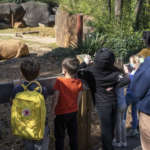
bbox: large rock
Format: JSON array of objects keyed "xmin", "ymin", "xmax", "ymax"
[
  {"xmin": 0, "ymin": 22, "xmax": 10, "ymax": 29},
  {"xmin": 10, "ymin": 3, "xmax": 25, "ymax": 22},
  {"xmin": 0, "ymin": 3, "xmax": 11, "ymax": 20},
  {"xmin": 0, "ymin": 3, "xmax": 25, "ymax": 28},
  {"xmin": 0, "ymin": 40, "xmax": 29, "ymax": 60},
  {"xmin": 55, "ymin": 8, "xmax": 78, "ymax": 47},
  {"xmin": 22, "ymin": 1, "xmax": 52, "ymax": 27}
]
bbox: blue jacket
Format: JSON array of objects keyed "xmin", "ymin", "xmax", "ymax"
[
  {"xmin": 131, "ymin": 57, "xmax": 150, "ymax": 115},
  {"xmin": 11, "ymin": 81, "xmax": 48, "ymax": 101}
]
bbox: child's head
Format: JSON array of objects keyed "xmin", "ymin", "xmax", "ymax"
[
  {"xmin": 62, "ymin": 58, "xmax": 79, "ymax": 76},
  {"xmin": 20, "ymin": 59, "xmax": 40, "ymax": 81},
  {"xmin": 129, "ymin": 55, "xmax": 136, "ymax": 67},
  {"xmin": 129, "ymin": 55, "xmax": 142, "ymax": 70}
]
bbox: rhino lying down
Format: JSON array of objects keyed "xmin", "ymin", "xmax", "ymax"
[{"xmin": 0, "ymin": 40, "xmax": 29, "ymax": 60}]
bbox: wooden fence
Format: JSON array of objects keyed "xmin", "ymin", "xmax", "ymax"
[{"xmin": 0, "ymin": 77, "xmax": 92, "ymax": 150}]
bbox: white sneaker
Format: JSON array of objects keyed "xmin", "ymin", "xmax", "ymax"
[
  {"xmin": 122, "ymin": 142, "xmax": 127, "ymax": 147},
  {"xmin": 112, "ymin": 141, "xmax": 122, "ymax": 147}
]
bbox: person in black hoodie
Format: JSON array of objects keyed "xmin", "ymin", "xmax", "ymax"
[{"xmin": 78, "ymin": 48, "xmax": 129, "ymax": 150}]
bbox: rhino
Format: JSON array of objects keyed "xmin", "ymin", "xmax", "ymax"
[{"xmin": 0, "ymin": 40, "xmax": 29, "ymax": 60}]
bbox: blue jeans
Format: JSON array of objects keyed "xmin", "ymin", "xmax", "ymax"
[
  {"xmin": 115, "ymin": 108, "xmax": 127, "ymax": 143},
  {"xmin": 131, "ymin": 103, "xmax": 138, "ymax": 129},
  {"xmin": 24, "ymin": 126, "xmax": 50, "ymax": 150},
  {"xmin": 125, "ymin": 103, "xmax": 138, "ymax": 129}
]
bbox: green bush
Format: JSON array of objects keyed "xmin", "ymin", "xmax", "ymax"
[
  {"xmin": 80, "ymin": 31, "xmax": 144, "ymax": 62},
  {"xmin": 79, "ymin": 32, "xmax": 107, "ymax": 55},
  {"xmin": 104, "ymin": 31, "xmax": 144, "ymax": 62}
]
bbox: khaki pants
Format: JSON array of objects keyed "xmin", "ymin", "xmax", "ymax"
[{"xmin": 139, "ymin": 112, "xmax": 150, "ymax": 150}]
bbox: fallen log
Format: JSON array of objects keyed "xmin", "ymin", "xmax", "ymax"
[
  {"xmin": 22, "ymin": 31, "xmax": 39, "ymax": 35},
  {"xmin": 15, "ymin": 31, "xmax": 39, "ymax": 37}
]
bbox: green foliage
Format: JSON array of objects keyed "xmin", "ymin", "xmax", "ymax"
[
  {"xmin": 80, "ymin": 33, "xmax": 107, "ymax": 55},
  {"xmin": 55, "ymin": 0, "xmax": 148, "ymax": 62},
  {"xmin": 0, "ymin": 0, "xmax": 57, "ymax": 3},
  {"xmin": 80, "ymin": 31, "xmax": 144, "ymax": 62},
  {"xmin": 105, "ymin": 31, "xmax": 144, "ymax": 62},
  {"xmin": 0, "ymin": 0, "xmax": 148, "ymax": 62}
]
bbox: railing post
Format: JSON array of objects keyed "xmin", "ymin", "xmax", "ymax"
[{"xmin": 78, "ymin": 89, "xmax": 92, "ymax": 150}]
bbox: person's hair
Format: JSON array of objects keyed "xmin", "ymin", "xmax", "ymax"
[
  {"xmin": 20, "ymin": 59, "xmax": 40, "ymax": 81},
  {"xmin": 129, "ymin": 55, "xmax": 137, "ymax": 64},
  {"xmin": 62, "ymin": 58, "xmax": 79, "ymax": 76}
]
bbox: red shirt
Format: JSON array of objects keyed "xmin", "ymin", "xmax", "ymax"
[{"xmin": 53, "ymin": 77, "xmax": 83, "ymax": 115}]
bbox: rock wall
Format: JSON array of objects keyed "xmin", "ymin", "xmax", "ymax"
[
  {"xmin": 0, "ymin": 3, "xmax": 25, "ymax": 29},
  {"xmin": 0, "ymin": 2, "xmax": 56, "ymax": 29},
  {"xmin": 22, "ymin": 1, "xmax": 53, "ymax": 27}
]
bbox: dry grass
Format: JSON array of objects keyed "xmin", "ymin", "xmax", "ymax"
[{"xmin": 0, "ymin": 27, "xmax": 55, "ymax": 37}]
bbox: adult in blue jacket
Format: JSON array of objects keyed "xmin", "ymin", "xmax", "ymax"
[{"xmin": 131, "ymin": 56, "xmax": 150, "ymax": 150}]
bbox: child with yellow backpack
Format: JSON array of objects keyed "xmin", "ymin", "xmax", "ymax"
[{"xmin": 10, "ymin": 59, "xmax": 49, "ymax": 150}]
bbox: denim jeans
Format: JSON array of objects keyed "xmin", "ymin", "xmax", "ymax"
[
  {"xmin": 131, "ymin": 103, "xmax": 139, "ymax": 129},
  {"xmin": 96, "ymin": 103, "xmax": 117, "ymax": 150},
  {"xmin": 114, "ymin": 108, "xmax": 127, "ymax": 143},
  {"xmin": 24, "ymin": 126, "xmax": 50, "ymax": 150},
  {"xmin": 125, "ymin": 103, "xmax": 138, "ymax": 129}
]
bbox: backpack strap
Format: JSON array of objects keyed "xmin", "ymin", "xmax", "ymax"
[{"xmin": 21, "ymin": 81, "xmax": 42, "ymax": 93}]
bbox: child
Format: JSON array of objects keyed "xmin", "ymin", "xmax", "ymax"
[
  {"xmin": 51, "ymin": 58, "xmax": 83, "ymax": 150},
  {"xmin": 11, "ymin": 59, "xmax": 48, "ymax": 150},
  {"xmin": 112, "ymin": 87, "xmax": 127, "ymax": 147},
  {"xmin": 126, "ymin": 55, "xmax": 141, "ymax": 137}
]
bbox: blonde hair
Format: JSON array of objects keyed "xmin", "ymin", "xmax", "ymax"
[{"xmin": 130, "ymin": 55, "xmax": 140, "ymax": 65}]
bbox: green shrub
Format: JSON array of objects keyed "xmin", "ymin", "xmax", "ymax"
[
  {"xmin": 79, "ymin": 32, "xmax": 107, "ymax": 55},
  {"xmin": 80, "ymin": 31, "xmax": 144, "ymax": 62}
]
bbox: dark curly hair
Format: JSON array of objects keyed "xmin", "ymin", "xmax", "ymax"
[{"xmin": 20, "ymin": 59, "xmax": 40, "ymax": 81}]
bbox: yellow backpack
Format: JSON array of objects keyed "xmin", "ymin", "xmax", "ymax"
[{"xmin": 11, "ymin": 81, "xmax": 46, "ymax": 140}]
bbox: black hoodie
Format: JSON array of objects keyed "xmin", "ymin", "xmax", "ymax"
[{"xmin": 78, "ymin": 48, "xmax": 129, "ymax": 106}]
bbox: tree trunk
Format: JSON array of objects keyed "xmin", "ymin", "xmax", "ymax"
[
  {"xmin": 107, "ymin": 0, "xmax": 111, "ymax": 19},
  {"xmin": 76, "ymin": 15, "xmax": 83, "ymax": 47},
  {"xmin": 115, "ymin": 0, "xmax": 123, "ymax": 21},
  {"xmin": 134, "ymin": 0, "xmax": 144, "ymax": 30}
]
